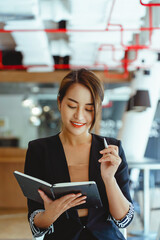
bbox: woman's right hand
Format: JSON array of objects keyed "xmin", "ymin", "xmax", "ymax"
[{"xmin": 37, "ymin": 189, "xmax": 87, "ymax": 226}]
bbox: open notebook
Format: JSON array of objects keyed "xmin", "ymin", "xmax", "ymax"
[{"xmin": 13, "ymin": 171, "xmax": 103, "ymax": 209}]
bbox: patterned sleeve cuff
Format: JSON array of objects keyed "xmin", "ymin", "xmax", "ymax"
[
  {"xmin": 29, "ymin": 209, "xmax": 54, "ymax": 238},
  {"xmin": 107, "ymin": 203, "xmax": 134, "ymax": 228}
]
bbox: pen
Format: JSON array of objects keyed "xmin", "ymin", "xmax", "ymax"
[{"xmin": 104, "ymin": 138, "xmax": 108, "ymax": 149}]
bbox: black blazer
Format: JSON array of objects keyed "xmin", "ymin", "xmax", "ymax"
[{"xmin": 24, "ymin": 133, "xmax": 132, "ymax": 240}]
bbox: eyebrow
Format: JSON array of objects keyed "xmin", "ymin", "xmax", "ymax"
[{"xmin": 68, "ymin": 98, "xmax": 94, "ymax": 106}]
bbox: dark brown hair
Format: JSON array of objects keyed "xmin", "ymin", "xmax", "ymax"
[{"xmin": 58, "ymin": 68, "xmax": 104, "ymax": 130}]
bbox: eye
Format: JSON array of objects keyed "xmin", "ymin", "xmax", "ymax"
[
  {"xmin": 85, "ymin": 108, "xmax": 94, "ymax": 112},
  {"xmin": 68, "ymin": 105, "xmax": 76, "ymax": 109}
]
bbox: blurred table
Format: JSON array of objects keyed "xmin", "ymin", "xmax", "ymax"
[{"xmin": 128, "ymin": 157, "xmax": 160, "ymax": 238}]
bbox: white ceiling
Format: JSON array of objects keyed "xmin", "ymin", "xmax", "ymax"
[{"xmin": 0, "ymin": 0, "xmax": 160, "ymax": 72}]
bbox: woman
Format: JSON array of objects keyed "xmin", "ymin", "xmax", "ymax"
[{"xmin": 24, "ymin": 69, "xmax": 134, "ymax": 240}]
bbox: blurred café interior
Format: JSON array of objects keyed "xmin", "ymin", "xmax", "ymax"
[{"xmin": 0, "ymin": 0, "xmax": 160, "ymax": 239}]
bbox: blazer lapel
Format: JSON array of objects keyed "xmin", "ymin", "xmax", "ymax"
[
  {"xmin": 48, "ymin": 134, "xmax": 71, "ymax": 184},
  {"xmin": 89, "ymin": 134, "xmax": 103, "ymax": 181}
]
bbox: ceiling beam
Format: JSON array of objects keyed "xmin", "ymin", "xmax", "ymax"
[{"xmin": 0, "ymin": 70, "xmax": 131, "ymax": 83}]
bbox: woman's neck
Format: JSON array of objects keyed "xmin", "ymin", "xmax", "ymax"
[{"xmin": 59, "ymin": 130, "xmax": 92, "ymax": 146}]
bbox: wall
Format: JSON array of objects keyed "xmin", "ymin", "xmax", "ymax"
[{"xmin": 0, "ymin": 94, "xmax": 37, "ymax": 148}]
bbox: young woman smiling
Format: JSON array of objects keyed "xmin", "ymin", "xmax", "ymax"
[{"xmin": 24, "ymin": 69, "xmax": 134, "ymax": 240}]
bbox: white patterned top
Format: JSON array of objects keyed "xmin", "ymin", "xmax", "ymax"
[{"xmin": 107, "ymin": 203, "xmax": 134, "ymax": 228}]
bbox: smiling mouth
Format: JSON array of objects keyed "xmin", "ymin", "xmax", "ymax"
[{"xmin": 71, "ymin": 121, "xmax": 86, "ymax": 128}]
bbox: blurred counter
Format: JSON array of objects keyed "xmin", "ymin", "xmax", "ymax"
[{"xmin": 0, "ymin": 137, "xmax": 19, "ymax": 147}]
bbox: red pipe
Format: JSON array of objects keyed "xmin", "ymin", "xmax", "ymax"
[
  {"xmin": 0, "ymin": 64, "xmax": 70, "ymax": 70},
  {"xmin": 96, "ymin": 30, "xmax": 139, "ymax": 79},
  {"xmin": 0, "ymin": 0, "xmax": 159, "ymax": 76},
  {"xmin": 0, "ymin": 62, "xmax": 154, "ymax": 71},
  {"xmin": 102, "ymin": 50, "xmax": 129, "ymax": 79},
  {"xmin": 0, "ymin": 62, "xmax": 130, "ymax": 71},
  {"xmin": 140, "ymin": 0, "xmax": 160, "ymax": 6},
  {"xmin": 0, "ymin": 27, "xmax": 160, "ymax": 33},
  {"xmin": 107, "ymin": 0, "xmax": 153, "ymax": 50},
  {"xmin": 108, "ymin": 23, "xmax": 152, "ymax": 50},
  {"xmin": 102, "ymin": 0, "xmax": 129, "ymax": 79},
  {"xmin": 96, "ymin": 44, "xmax": 116, "ymax": 64},
  {"xmin": 97, "ymin": 43, "xmax": 138, "ymax": 64},
  {"xmin": 99, "ymin": 0, "xmax": 155, "ymax": 79},
  {"xmin": 95, "ymin": 45, "xmax": 129, "ymax": 78}
]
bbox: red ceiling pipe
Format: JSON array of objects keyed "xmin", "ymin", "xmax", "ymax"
[
  {"xmin": 0, "ymin": 62, "xmax": 129, "ymax": 71},
  {"xmin": 96, "ymin": 44, "xmax": 116, "ymax": 63},
  {"xmin": 96, "ymin": 4, "xmax": 154, "ymax": 78},
  {"xmin": 103, "ymin": 50, "xmax": 129, "ymax": 79},
  {"xmin": 97, "ymin": 43, "xmax": 138, "ymax": 64},
  {"xmin": 109, "ymin": 4, "xmax": 153, "ymax": 49},
  {"xmin": 0, "ymin": 64, "xmax": 70, "ymax": 70},
  {"xmin": 0, "ymin": 62, "xmax": 154, "ymax": 71},
  {"xmin": 149, "ymin": 7, "xmax": 153, "ymax": 44},
  {"xmin": 109, "ymin": 23, "xmax": 152, "ymax": 50},
  {"xmin": 124, "ymin": 34, "xmax": 139, "ymax": 63},
  {"xmin": 0, "ymin": 63, "xmax": 113, "ymax": 70},
  {"xmin": 95, "ymin": 45, "xmax": 129, "ymax": 78},
  {"xmin": 95, "ymin": 35, "xmax": 139, "ymax": 79},
  {"xmin": 0, "ymin": 0, "xmax": 158, "ymax": 36},
  {"xmin": 0, "ymin": 0, "xmax": 157, "ymax": 75},
  {"xmin": 140, "ymin": 0, "xmax": 160, "ymax": 6},
  {"xmin": 0, "ymin": 0, "xmax": 114, "ymax": 36},
  {"xmin": 0, "ymin": 27, "xmax": 160, "ymax": 33},
  {"xmin": 106, "ymin": 0, "xmax": 152, "ymax": 49},
  {"xmin": 95, "ymin": 33, "xmax": 150, "ymax": 79},
  {"xmin": 95, "ymin": 42, "xmax": 160, "ymax": 78},
  {"xmin": 0, "ymin": 29, "xmax": 67, "ymax": 33}
]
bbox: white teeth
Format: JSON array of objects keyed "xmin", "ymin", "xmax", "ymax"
[{"xmin": 72, "ymin": 122, "xmax": 84, "ymax": 126}]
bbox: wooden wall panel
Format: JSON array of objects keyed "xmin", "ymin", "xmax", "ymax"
[
  {"xmin": 0, "ymin": 162, "xmax": 27, "ymax": 208},
  {"xmin": 0, "ymin": 148, "xmax": 27, "ymax": 208}
]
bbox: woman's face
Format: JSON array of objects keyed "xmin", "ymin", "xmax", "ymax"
[{"xmin": 58, "ymin": 83, "xmax": 94, "ymax": 136}]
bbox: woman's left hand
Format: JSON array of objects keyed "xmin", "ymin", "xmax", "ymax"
[{"xmin": 98, "ymin": 145, "xmax": 122, "ymax": 182}]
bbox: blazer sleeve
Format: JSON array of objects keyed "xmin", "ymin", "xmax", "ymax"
[
  {"xmin": 115, "ymin": 140, "xmax": 132, "ymax": 203},
  {"xmin": 108, "ymin": 140, "xmax": 134, "ymax": 228},
  {"xmin": 24, "ymin": 140, "xmax": 55, "ymax": 238},
  {"xmin": 24, "ymin": 140, "xmax": 45, "ymax": 219}
]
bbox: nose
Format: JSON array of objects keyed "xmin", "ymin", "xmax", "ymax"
[{"xmin": 74, "ymin": 107, "xmax": 84, "ymax": 121}]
